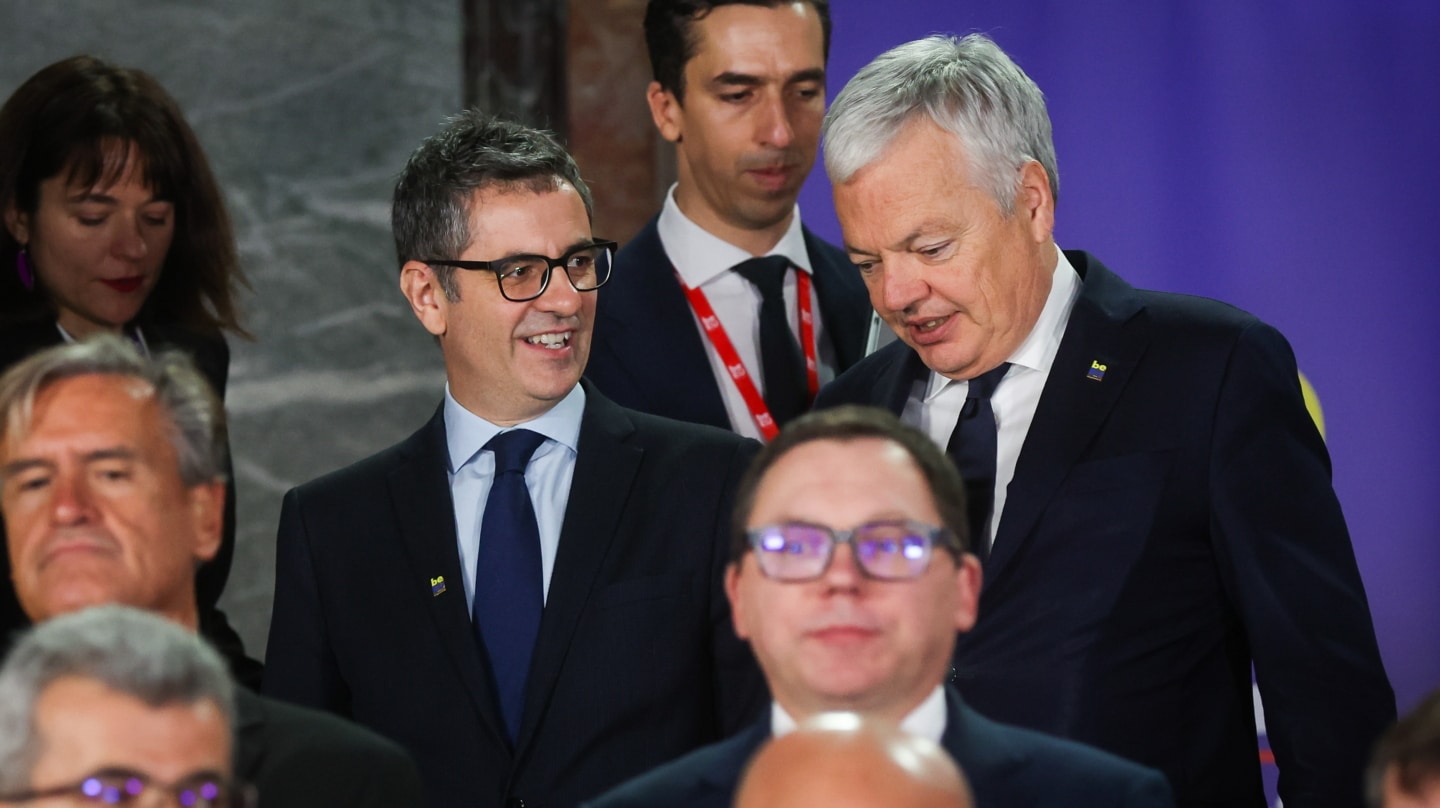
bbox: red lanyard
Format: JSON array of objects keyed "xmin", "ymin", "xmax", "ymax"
[{"xmin": 679, "ymin": 267, "xmax": 819, "ymax": 440}]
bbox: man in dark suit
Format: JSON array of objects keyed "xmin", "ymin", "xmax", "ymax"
[
  {"xmin": 814, "ymin": 34, "xmax": 1395, "ymax": 807},
  {"xmin": 263, "ymin": 112, "xmax": 766, "ymax": 807},
  {"xmin": 0, "ymin": 336, "xmax": 423, "ymax": 808},
  {"xmin": 585, "ymin": 406, "xmax": 1174, "ymax": 808},
  {"xmin": 585, "ymin": 0, "xmax": 871, "ymax": 440}
]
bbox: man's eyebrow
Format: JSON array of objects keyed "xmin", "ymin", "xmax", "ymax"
[
  {"xmin": 82, "ymin": 447, "xmax": 139, "ymax": 464},
  {"xmin": 709, "ymin": 71, "xmax": 764, "ymax": 89},
  {"xmin": 786, "ymin": 68, "xmax": 826, "ymax": 86},
  {"xmin": 852, "ymin": 223, "xmax": 955, "ymax": 257},
  {"xmin": 0, "ymin": 458, "xmax": 51, "ymax": 480}
]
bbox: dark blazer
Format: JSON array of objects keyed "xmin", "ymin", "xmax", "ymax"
[
  {"xmin": 585, "ymin": 214, "xmax": 871, "ymax": 430},
  {"xmin": 233, "ymin": 686, "xmax": 423, "ymax": 807},
  {"xmin": 264, "ymin": 383, "xmax": 768, "ymax": 807},
  {"xmin": 0, "ymin": 319, "xmax": 259, "ymax": 687},
  {"xmin": 815, "ymin": 251, "xmax": 1395, "ymax": 807},
  {"xmin": 583, "ymin": 685, "xmax": 1175, "ymax": 808}
]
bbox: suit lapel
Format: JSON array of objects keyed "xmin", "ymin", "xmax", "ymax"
[
  {"xmin": 600, "ymin": 218, "xmax": 730, "ymax": 428},
  {"xmin": 387, "ymin": 407, "xmax": 508, "ymax": 744},
  {"xmin": 872, "ymin": 340, "xmax": 930, "ymax": 413},
  {"xmin": 986, "ymin": 254, "xmax": 1149, "ymax": 582},
  {"xmin": 941, "ymin": 686, "xmax": 1029, "ymax": 795},
  {"xmin": 513, "ymin": 385, "xmax": 644, "ymax": 755},
  {"xmin": 698, "ymin": 719, "xmax": 771, "ymax": 795},
  {"xmin": 803, "ymin": 225, "xmax": 870, "ymax": 371}
]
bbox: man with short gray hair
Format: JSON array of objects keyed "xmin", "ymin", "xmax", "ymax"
[
  {"xmin": 0, "ymin": 335, "xmax": 423, "ymax": 808},
  {"xmin": 0, "ymin": 605, "xmax": 246, "ymax": 807},
  {"xmin": 815, "ymin": 33, "xmax": 1394, "ymax": 806}
]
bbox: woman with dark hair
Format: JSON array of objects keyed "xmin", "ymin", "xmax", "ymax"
[{"xmin": 0, "ymin": 55, "xmax": 258, "ymax": 683}]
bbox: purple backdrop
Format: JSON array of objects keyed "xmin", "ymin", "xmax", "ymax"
[{"xmin": 799, "ymin": 0, "xmax": 1440, "ymax": 752}]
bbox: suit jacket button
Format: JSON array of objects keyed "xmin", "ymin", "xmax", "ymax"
[{"xmin": 506, "ymin": 800, "xmax": 525, "ymax": 808}]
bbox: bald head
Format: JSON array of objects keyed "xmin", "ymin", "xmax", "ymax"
[{"xmin": 734, "ymin": 713, "xmax": 972, "ymax": 808}]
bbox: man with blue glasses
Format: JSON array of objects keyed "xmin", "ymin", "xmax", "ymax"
[
  {"xmin": 587, "ymin": 405, "xmax": 1174, "ymax": 808},
  {"xmin": 0, "ymin": 606, "xmax": 252, "ymax": 808}
]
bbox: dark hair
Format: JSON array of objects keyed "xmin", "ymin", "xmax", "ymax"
[
  {"xmin": 1367, "ymin": 688, "xmax": 1440, "ymax": 807},
  {"xmin": 0, "ymin": 56, "xmax": 247, "ymax": 336},
  {"xmin": 644, "ymin": 0, "xmax": 832, "ymax": 102},
  {"xmin": 729, "ymin": 405, "xmax": 968, "ymax": 564},
  {"xmin": 391, "ymin": 110, "xmax": 593, "ymax": 301}
]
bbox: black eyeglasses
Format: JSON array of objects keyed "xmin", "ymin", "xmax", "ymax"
[
  {"xmin": 423, "ymin": 240, "xmax": 617, "ymax": 302},
  {"xmin": 0, "ymin": 768, "xmax": 256, "ymax": 807},
  {"xmin": 746, "ymin": 520, "xmax": 957, "ymax": 582}
]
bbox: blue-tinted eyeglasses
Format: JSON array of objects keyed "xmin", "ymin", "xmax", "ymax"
[
  {"xmin": 0, "ymin": 768, "xmax": 256, "ymax": 807},
  {"xmin": 745, "ymin": 520, "xmax": 956, "ymax": 581}
]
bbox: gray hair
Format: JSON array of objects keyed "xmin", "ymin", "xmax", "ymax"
[
  {"xmin": 0, "ymin": 605, "xmax": 235, "ymax": 793},
  {"xmin": 391, "ymin": 110, "xmax": 593, "ymax": 301},
  {"xmin": 0, "ymin": 334, "xmax": 226, "ymax": 487},
  {"xmin": 823, "ymin": 33, "xmax": 1059, "ymax": 214}
]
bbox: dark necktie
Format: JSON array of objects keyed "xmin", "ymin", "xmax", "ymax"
[
  {"xmin": 473, "ymin": 428, "xmax": 547, "ymax": 743},
  {"xmin": 946, "ymin": 363, "xmax": 1011, "ymax": 561},
  {"xmin": 732, "ymin": 255, "xmax": 808, "ymax": 427}
]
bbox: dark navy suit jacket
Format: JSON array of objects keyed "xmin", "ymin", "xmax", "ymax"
[
  {"xmin": 815, "ymin": 251, "xmax": 1395, "ymax": 807},
  {"xmin": 582, "ymin": 685, "xmax": 1176, "ymax": 808},
  {"xmin": 586, "ymin": 214, "xmax": 870, "ymax": 430},
  {"xmin": 264, "ymin": 384, "xmax": 767, "ymax": 807},
  {"xmin": 233, "ymin": 686, "xmax": 423, "ymax": 808}
]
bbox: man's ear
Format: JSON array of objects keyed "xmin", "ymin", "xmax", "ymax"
[
  {"xmin": 3, "ymin": 203, "xmax": 29, "ymax": 244},
  {"xmin": 724, "ymin": 561, "xmax": 752, "ymax": 640},
  {"xmin": 188, "ymin": 481, "xmax": 226, "ymax": 563},
  {"xmin": 1016, "ymin": 160, "xmax": 1055, "ymax": 244},
  {"xmin": 951, "ymin": 552, "xmax": 984, "ymax": 634},
  {"xmin": 400, "ymin": 260, "xmax": 449, "ymax": 337},
  {"xmin": 647, "ymin": 81, "xmax": 684, "ymax": 144}
]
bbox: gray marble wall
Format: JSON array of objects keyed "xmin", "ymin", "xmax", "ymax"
[{"xmin": 1, "ymin": 0, "xmax": 463, "ymax": 659}]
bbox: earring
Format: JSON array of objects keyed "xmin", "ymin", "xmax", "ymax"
[{"xmin": 16, "ymin": 246, "xmax": 34, "ymax": 291}]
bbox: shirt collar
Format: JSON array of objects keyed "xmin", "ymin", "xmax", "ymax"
[
  {"xmin": 656, "ymin": 183, "xmax": 813, "ymax": 288},
  {"xmin": 770, "ymin": 685, "xmax": 948, "ymax": 744},
  {"xmin": 925, "ymin": 244, "xmax": 1081, "ymax": 401},
  {"xmin": 444, "ymin": 383, "xmax": 586, "ymax": 473}
]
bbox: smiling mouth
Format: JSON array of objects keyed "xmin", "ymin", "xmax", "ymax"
[{"xmin": 524, "ymin": 332, "xmax": 571, "ymax": 350}]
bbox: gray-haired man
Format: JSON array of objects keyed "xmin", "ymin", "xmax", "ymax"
[
  {"xmin": 0, "ymin": 336, "xmax": 423, "ymax": 808},
  {"xmin": 0, "ymin": 605, "xmax": 246, "ymax": 807},
  {"xmin": 815, "ymin": 32, "xmax": 1394, "ymax": 807}
]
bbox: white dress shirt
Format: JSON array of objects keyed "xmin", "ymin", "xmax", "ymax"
[
  {"xmin": 656, "ymin": 184, "xmax": 838, "ymax": 440},
  {"xmin": 444, "ymin": 384, "xmax": 585, "ymax": 611},
  {"xmin": 770, "ymin": 685, "xmax": 948, "ymax": 743},
  {"xmin": 903, "ymin": 246, "xmax": 1081, "ymax": 552}
]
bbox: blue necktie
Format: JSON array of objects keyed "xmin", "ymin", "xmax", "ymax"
[
  {"xmin": 946, "ymin": 363, "xmax": 1011, "ymax": 561},
  {"xmin": 473, "ymin": 428, "xmax": 547, "ymax": 743}
]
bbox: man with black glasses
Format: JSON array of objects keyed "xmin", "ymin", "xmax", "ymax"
[
  {"xmin": 586, "ymin": 406, "xmax": 1173, "ymax": 808},
  {"xmin": 264, "ymin": 111, "xmax": 766, "ymax": 807}
]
